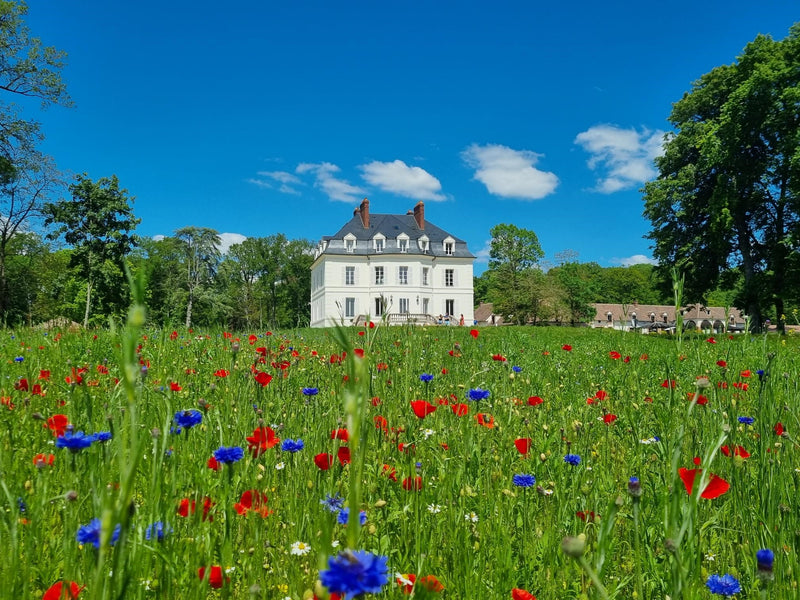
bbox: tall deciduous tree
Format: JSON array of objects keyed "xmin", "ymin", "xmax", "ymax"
[
  {"xmin": 488, "ymin": 223, "xmax": 544, "ymax": 324},
  {"xmin": 44, "ymin": 174, "xmax": 139, "ymax": 327},
  {"xmin": 175, "ymin": 226, "xmax": 221, "ymax": 329},
  {"xmin": 644, "ymin": 25, "xmax": 800, "ymax": 330}
]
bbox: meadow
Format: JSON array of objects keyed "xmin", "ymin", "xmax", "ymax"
[{"xmin": 1, "ymin": 311, "xmax": 798, "ymax": 599}]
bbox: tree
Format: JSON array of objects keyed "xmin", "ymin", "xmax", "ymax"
[
  {"xmin": 550, "ymin": 261, "xmax": 599, "ymax": 325},
  {"xmin": 44, "ymin": 174, "xmax": 139, "ymax": 327},
  {"xmin": 175, "ymin": 226, "xmax": 221, "ymax": 329},
  {"xmin": 488, "ymin": 223, "xmax": 544, "ymax": 324},
  {"xmin": 644, "ymin": 25, "xmax": 800, "ymax": 330}
]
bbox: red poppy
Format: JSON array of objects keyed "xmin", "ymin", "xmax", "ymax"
[
  {"xmin": 562, "ymin": 344, "xmax": 572, "ymax": 351},
  {"xmin": 716, "ymin": 360, "xmax": 727, "ymax": 367},
  {"xmin": 254, "ymin": 371, "xmax": 273, "ymax": 387},
  {"xmin": 603, "ymin": 414, "xmax": 617, "ymax": 425},
  {"xmin": 595, "ymin": 390, "xmax": 608, "ymax": 400},
  {"xmin": 623, "ymin": 356, "xmax": 631, "ymax": 363},
  {"xmin": 178, "ymin": 497, "xmax": 215, "ymax": 520},
  {"xmin": 169, "ymin": 330, "xmax": 178, "ymax": 340},
  {"xmin": 514, "ymin": 438, "xmax": 532, "ymax": 455},
  {"xmin": 382, "ymin": 464, "xmax": 398, "ymax": 481},
  {"xmin": 248, "ymin": 334, "xmax": 257, "ymax": 344},
  {"xmin": 374, "ymin": 415, "xmax": 388, "ymax": 432},
  {"xmin": 706, "ymin": 337, "xmax": 717, "ymax": 344},
  {"xmin": 14, "ymin": 377, "xmax": 28, "ymax": 391},
  {"xmin": 492, "ymin": 354, "xmax": 507, "ymax": 362},
  {"xmin": 234, "ymin": 490, "xmax": 272, "ymax": 517},
  {"xmin": 169, "ymin": 382, "xmax": 182, "ymax": 392},
  {"xmin": 198, "ymin": 566, "xmax": 226, "ymax": 589},
  {"xmin": 354, "ymin": 348, "xmax": 365, "ymax": 358},
  {"xmin": 720, "ymin": 445, "xmax": 750, "ymax": 459},
  {"xmin": 732, "ymin": 382, "xmax": 749, "ymax": 391},
  {"xmin": 33, "ymin": 453, "xmax": 55, "ymax": 467},
  {"xmin": 314, "ymin": 453, "xmax": 333, "ymax": 470},
  {"xmin": 376, "ymin": 362, "xmax": 388, "ymax": 371},
  {"xmin": 740, "ymin": 370, "xmax": 751, "ymax": 378},
  {"xmin": 511, "ymin": 588, "xmax": 536, "ymax": 600},
  {"xmin": 246, "ymin": 427, "xmax": 280, "ymax": 457},
  {"xmin": 576, "ymin": 510, "xmax": 598, "ymax": 521},
  {"xmin": 337, "ymin": 447, "xmax": 351, "ymax": 465},
  {"xmin": 609, "ymin": 351, "xmax": 621, "ymax": 359},
  {"xmin": 214, "ymin": 369, "xmax": 229, "ymax": 377},
  {"xmin": 371, "ymin": 396, "xmax": 383, "ymax": 406},
  {"xmin": 410, "ymin": 400, "xmax": 437, "ymax": 418},
  {"xmin": 331, "ymin": 428, "xmax": 349, "ymax": 442},
  {"xmin": 402, "ymin": 476, "xmax": 423, "ymax": 491},
  {"xmin": 527, "ymin": 396, "xmax": 543, "ymax": 406},
  {"xmin": 470, "ymin": 329, "xmax": 479, "ymax": 338},
  {"xmin": 397, "ymin": 573, "xmax": 443, "ymax": 594},
  {"xmin": 475, "ymin": 413, "xmax": 495, "ymax": 428},
  {"xmin": 687, "ymin": 393, "xmax": 708, "ymax": 405},
  {"xmin": 43, "ymin": 581, "xmax": 84, "ymax": 600},
  {"xmin": 678, "ymin": 468, "xmax": 730, "ymax": 499},
  {"xmin": 436, "ymin": 396, "xmax": 450, "ymax": 405},
  {"xmin": 775, "ymin": 422, "xmax": 785, "ymax": 436},
  {"xmin": 207, "ymin": 456, "xmax": 220, "ymax": 470},
  {"xmin": 661, "ymin": 379, "xmax": 677, "ymax": 388},
  {"xmin": 39, "ymin": 369, "xmax": 51, "ymax": 380},
  {"xmin": 314, "ymin": 594, "xmax": 343, "ymax": 600},
  {"xmin": 397, "ymin": 442, "xmax": 415, "ymax": 453},
  {"xmin": 46, "ymin": 414, "xmax": 70, "ymax": 436},
  {"xmin": 31, "ymin": 383, "xmax": 44, "ymax": 396},
  {"xmin": 451, "ymin": 403, "xmax": 469, "ymax": 416}
]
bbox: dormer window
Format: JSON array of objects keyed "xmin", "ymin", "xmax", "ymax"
[
  {"xmin": 397, "ymin": 233, "xmax": 409, "ymax": 253},
  {"xmin": 373, "ymin": 234, "xmax": 385, "ymax": 253},
  {"xmin": 418, "ymin": 235, "xmax": 429, "ymax": 253},
  {"xmin": 443, "ymin": 237, "xmax": 455, "ymax": 256},
  {"xmin": 344, "ymin": 233, "xmax": 356, "ymax": 253}
]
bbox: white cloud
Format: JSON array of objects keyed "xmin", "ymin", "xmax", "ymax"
[
  {"xmin": 247, "ymin": 170, "xmax": 304, "ymax": 195},
  {"xmin": 575, "ymin": 125, "xmax": 665, "ymax": 193},
  {"xmin": 359, "ymin": 160, "xmax": 445, "ymax": 201},
  {"xmin": 612, "ymin": 254, "xmax": 657, "ymax": 267},
  {"xmin": 296, "ymin": 162, "xmax": 366, "ymax": 203},
  {"xmin": 461, "ymin": 144, "xmax": 559, "ymax": 200},
  {"xmin": 474, "ymin": 240, "xmax": 492, "ymax": 264},
  {"xmin": 218, "ymin": 232, "xmax": 248, "ymax": 254},
  {"xmin": 152, "ymin": 234, "xmax": 165, "ymax": 242}
]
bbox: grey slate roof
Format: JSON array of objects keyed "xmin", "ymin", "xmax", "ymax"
[{"xmin": 321, "ymin": 213, "xmax": 474, "ymax": 258}]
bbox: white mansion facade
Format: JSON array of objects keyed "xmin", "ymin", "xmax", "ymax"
[{"xmin": 310, "ymin": 199, "xmax": 475, "ymax": 328}]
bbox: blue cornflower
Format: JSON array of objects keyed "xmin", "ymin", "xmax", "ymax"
[
  {"xmin": 757, "ymin": 369, "xmax": 766, "ymax": 381},
  {"xmin": 419, "ymin": 373, "xmax": 434, "ymax": 383},
  {"xmin": 706, "ymin": 573, "xmax": 741, "ymax": 596},
  {"xmin": 17, "ymin": 498, "xmax": 26, "ymax": 513},
  {"xmin": 14, "ymin": 356, "xmax": 23, "ymax": 362},
  {"xmin": 467, "ymin": 388, "xmax": 491, "ymax": 401},
  {"xmin": 320, "ymin": 550, "xmax": 389, "ymax": 597},
  {"xmin": 76, "ymin": 518, "xmax": 121, "ymax": 548},
  {"xmin": 337, "ymin": 507, "xmax": 367, "ymax": 525},
  {"xmin": 92, "ymin": 431, "xmax": 112, "ymax": 443},
  {"xmin": 145, "ymin": 521, "xmax": 171, "ymax": 542},
  {"xmin": 320, "ymin": 493, "xmax": 345, "ymax": 513},
  {"xmin": 512, "ymin": 366, "xmax": 522, "ymax": 373},
  {"xmin": 564, "ymin": 454, "xmax": 582, "ymax": 466},
  {"xmin": 281, "ymin": 438, "xmax": 305, "ymax": 453},
  {"xmin": 757, "ymin": 548, "xmax": 774, "ymax": 570},
  {"xmin": 213, "ymin": 446, "xmax": 244, "ymax": 464},
  {"xmin": 173, "ymin": 409, "xmax": 202, "ymax": 430},
  {"xmin": 512, "ymin": 474, "xmax": 536, "ymax": 488},
  {"xmin": 738, "ymin": 416, "xmax": 755, "ymax": 425},
  {"xmin": 56, "ymin": 430, "xmax": 95, "ymax": 453},
  {"xmin": 302, "ymin": 387, "xmax": 319, "ymax": 396}
]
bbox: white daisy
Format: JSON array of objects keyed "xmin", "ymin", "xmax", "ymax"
[
  {"xmin": 464, "ymin": 511, "xmax": 479, "ymax": 523},
  {"xmin": 427, "ymin": 503, "xmax": 442, "ymax": 514},
  {"xmin": 275, "ymin": 462, "xmax": 285, "ymax": 470},
  {"xmin": 290, "ymin": 541, "xmax": 311, "ymax": 555}
]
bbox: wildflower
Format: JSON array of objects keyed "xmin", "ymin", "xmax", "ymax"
[
  {"xmin": 464, "ymin": 512, "xmax": 479, "ymax": 523},
  {"xmin": 92, "ymin": 431, "xmax": 112, "ymax": 443},
  {"xmin": 234, "ymin": 490, "xmax": 272, "ymax": 517},
  {"xmin": 42, "ymin": 581, "xmax": 84, "ymax": 600},
  {"xmin": 290, "ymin": 541, "xmax": 311, "ymax": 555},
  {"xmin": 737, "ymin": 416, "xmax": 754, "ymax": 425},
  {"xmin": 337, "ymin": 446, "xmax": 351, "ymax": 465},
  {"xmin": 514, "ymin": 438, "xmax": 532, "ymax": 455},
  {"xmin": 422, "ymin": 428, "xmax": 435, "ymax": 439},
  {"xmin": 775, "ymin": 422, "xmax": 785, "ymax": 436},
  {"xmin": 609, "ymin": 351, "xmax": 621, "ymax": 359},
  {"xmin": 173, "ymin": 409, "xmax": 202, "ymax": 430},
  {"xmin": 628, "ymin": 476, "xmax": 642, "ymax": 498},
  {"xmin": 302, "ymin": 387, "xmax": 319, "ymax": 396},
  {"xmin": 564, "ymin": 454, "xmax": 581, "ymax": 466},
  {"xmin": 467, "ymin": 388, "xmax": 490, "ymax": 401},
  {"xmin": 512, "ymin": 365, "xmax": 522, "ymax": 373},
  {"xmin": 320, "ymin": 493, "xmax": 345, "ymax": 513},
  {"xmin": 56, "ymin": 430, "xmax": 95, "ymax": 453},
  {"xmin": 678, "ymin": 468, "xmax": 730, "ymax": 500},
  {"xmin": 661, "ymin": 379, "xmax": 677, "ymax": 388},
  {"xmin": 76, "ymin": 518, "xmax": 121, "ymax": 548},
  {"xmin": 427, "ymin": 504, "xmax": 442, "ymax": 514},
  {"xmin": 512, "ymin": 474, "xmax": 536, "ymax": 488},
  {"xmin": 757, "ymin": 548, "xmax": 774, "ymax": 570},
  {"xmin": 492, "ymin": 354, "xmax": 507, "ymax": 362},
  {"xmin": 275, "ymin": 461, "xmax": 285, "ymax": 470},
  {"xmin": 475, "ymin": 413, "xmax": 495, "ymax": 428},
  {"xmin": 14, "ymin": 356, "xmax": 23, "ymax": 362},
  {"xmin": 213, "ymin": 446, "xmax": 244, "ymax": 464},
  {"xmin": 511, "ymin": 589, "xmax": 536, "ymax": 600},
  {"xmin": 410, "ymin": 400, "xmax": 437, "ymax": 418},
  {"xmin": 198, "ymin": 566, "xmax": 226, "ymax": 589},
  {"xmin": 527, "ymin": 396, "xmax": 543, "ymax": 406},
  {"xmin": 402, "ymin": 476, "xmax": 423, "ymax": 491},
  {"xmin": 562, "ymin": 344, "xmax": 572, "ymax": 351},
  {"xmin": 214, "ymin": 369, "xmax": 229, "ymax": 377},
  {"xmin": 145, "ymin": 521, "xmax": 171, "ymax": 541},
  {"xmin": 451, "ymin": 403, "xmax": 469, "ymax": 416},
  {"xmin": 337, "ymin": 508, "xmax": 367, "ymax": 525},
  {"xmin": 716, "ymin": 360, "xmax": 727, "ymax": 367},
  {"xmin": 247, "ymin": 426, "xmax": 280, "ymax": 457},
  {"xmin": 281, "ymin": 439, "xmax": 305, "ymax": 453},
  {"xmin": 331, "ymin": 428, "xmax": 349, "ymax": 442},
  {"xmin": 419, "ymin": 373, "xmax": 434, "ymax": 382},
  {"xmin": 603, "ymin": 414, "xmax": 617, "ymax": 425},
  {"xmin": 254, "ymin": 371, "xmax": 273, "ymax": 386},
  {"xmin": 319, "ymin": 550, "xmax": 389, "ymax": 597},
  {"xmin": 720, "ymin": 445, "xmax": 750, "ymax": 459},
  {"xmin": 706, "ymin": 573, "xmax": 741, "ymax": 596},
  {"xmin": 46, "ymin": 414, "xmax": 70, "ymax": 436},
  {"xmin": 396, "ymin": 573, "xmax": 444, "ymax": 594},
  {"xmin": 33, "ymin": 453, "xmax": 55, "ymax": 467}
]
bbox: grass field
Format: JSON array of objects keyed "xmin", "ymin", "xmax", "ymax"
[{"xmin": 1, "ymin": 315, "xmax": 797, "ymax": 599}]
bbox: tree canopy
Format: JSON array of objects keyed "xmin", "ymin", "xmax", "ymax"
[{"xmin": 643, "ymin": 24, "xmax": 800, "ymax": 329}]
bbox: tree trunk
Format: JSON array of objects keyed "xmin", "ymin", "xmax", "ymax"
[
  {"xmin": 185, "ymin": 289, "xmax": 193, "ymax": 329},
  {"xmin": 83, "ymin": 278, "xmax": 92, "ymax": 329}
]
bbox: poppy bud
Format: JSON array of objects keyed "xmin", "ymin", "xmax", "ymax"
[{"xmin": 561, "ymin": 534, "xmax": 586, "ymax": 558}]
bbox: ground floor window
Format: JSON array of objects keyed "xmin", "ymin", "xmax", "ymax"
[
  {"xmin": 445, "ymin": 299, "xmax": 454, "ymax": 316},
  {"xmin": 345, "ymin": 297, "xmax": 355, "ymax": 318},
  {"xmin": 399, "ymin": 297, "xmax": 409, "ymax": 313},
  {"xmin": 374, "ymin": 297, "xmax": 384, "ymax": 317}
]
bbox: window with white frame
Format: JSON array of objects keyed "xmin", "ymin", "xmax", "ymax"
[
  {"xmin": 398, "ymin": 266, "xmax": 408, "ymax": 285},
  {"xmin": 345, "ymin": 239, "xmax": 355, "ymax": 253},
  {"xmin": 345, "ymin": 266, "xmax": 355, "ymax": 285},
  {"xmin": 444, "ymin": 241, "xmax": 454, "ymax": 256},
  {"xmin": 374, "ymin": 237, "xmax": 384, "ymax": 253},
  {"xmin": 399, "ymin": 238, "xmax": 408, "ymax": 253},
  {"xmin": 422, "ymin": 267, "xmax": 429, "ymax": 286},
  {"xmin": 399, "ymin": 298, "xmax": 409, "ymax": 313},
  {"xmin": 419, "ymin": 236, "xmax": 429, "ymax": 252},
  {"xmin": 345, "ymin": 297, "xmax": 355, "ymax": 318},
  {"xmin": 375, "ymin": 266, "xmax": 384, "ymax": 285},
  {"xmin": 445, "ymin": 268, "xmax": 454, "ymax": 287},
  {"xmin": 445, "ymin": 299, "xmax": 455, "ymax": 316},
  {"xmin": 374, "ymin": 297, "xmax": 384, "ymax": 316}
]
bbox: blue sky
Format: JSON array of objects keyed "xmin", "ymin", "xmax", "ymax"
[{"xmin": 25, "ymin": 1, "xmax": 800, "ymax": 273}]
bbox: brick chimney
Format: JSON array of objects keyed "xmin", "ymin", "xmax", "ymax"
[
  {"xmin": 359, "ymin": 198, "xmax": 370, "ymax": 228},
  {"xmin": 413, "ymin": 201, "xmax": 424, "ymax": 230}
]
